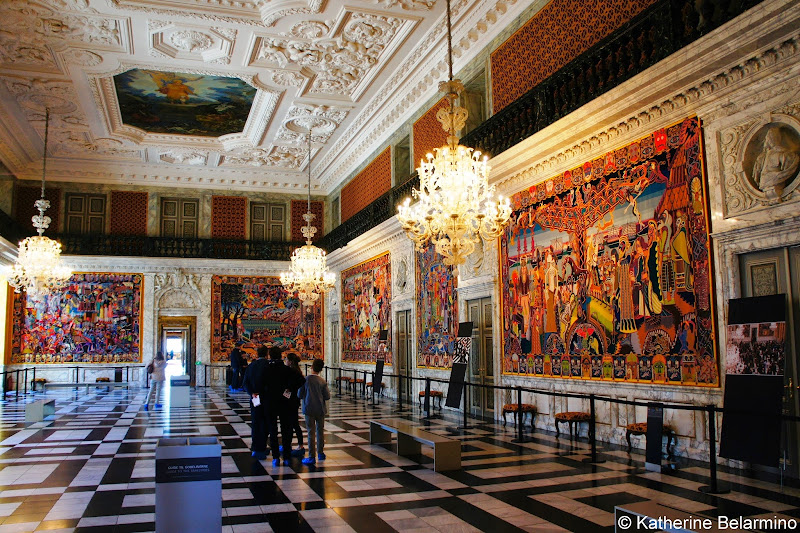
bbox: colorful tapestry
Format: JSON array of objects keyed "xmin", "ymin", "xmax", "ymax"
[
  {"xmin": 416, "ymin": 244, "xmax": 458, "ymax": 369},
  {"xmin": 500, "ymin": 116, "xmax": 718, "ymax": 386},
  {"xmin": 10, "ymin": 273, "xmax": 142, "ymax": 364},
  {"xmin": 341, "ymin": 253, "xmax": 392, "ymax": 365},
  {"xmin": 211, "ymin": 275, "xmax": 323, "ymax": 363}
]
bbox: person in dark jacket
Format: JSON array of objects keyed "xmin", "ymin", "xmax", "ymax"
[
  {"xmin": 285, "ymin": 352, "xmax": 306, "ymax": 458},
  {"xmin": 264, "ymin": 346, "xmax": 304, "ymax": 466},
  {"xmin": 242, "ymin": 345, "xmax": 269, "ymax": 460},
  {"xmin": 230, "ymin": 343, "xmax": 244, "ymax": 391}
]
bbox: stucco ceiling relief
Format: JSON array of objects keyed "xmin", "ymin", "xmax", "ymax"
[
  {"xmin": 220, "ymin": 145, "xmax": 308, "ymax": 169},
  {"xmin": 275, "ymin": 104, "xmax": 350, "ymax": 144},
  {"xmin": 150, "ymin": 23, "xmax": 236, "ymax": 64},
  {"xmin": 250, "ymin": 11, "xmax": 415, "ymax": 100}
]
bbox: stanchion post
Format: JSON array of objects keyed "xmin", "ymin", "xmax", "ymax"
[
  {"xmin": 424, "ymin": 377, "xmax": 431, "ymax": 418},
  {"xmin": 516, "ymin": 386, "xmax": 523, "ymax": 442},
  {"xmin": 337, "ymin": 368, "xmax": 342, "ymax": 395},
  {"xmin": 324, "ymin": 366, "xmax": 328, "ymax": 383},
  {"xmin": 371, "ymin": 371, "xmax": 376, "ymax": 406},
  {"xmin": 15, "ymin": 370, "xmax": 20, "ymax": 399},
  {"xmin": 699, "ymin": 404, "xmax": 729, "ymax": 494},
  {"xmin": 32, "ymin": 367, "xmax": 36, "ymax": 392},
  {"xmin": 589, "ymin": 394, "xmax": 597, "ymax": 462},
  {"xmin": 397, "ymin": 371, "xmax": 404, "ymax": 410},
  {"xmin": 581, "ymin": 394, "xmax": 605, "ymax": 464},
  {"xmin": 24, "ymin": 369, "xmax": 28, "ymax": 395},
  {"xmin": 463, "ymin": 381, "xmax": 468, "ymax": 429}
]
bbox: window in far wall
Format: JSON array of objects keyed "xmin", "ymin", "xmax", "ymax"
[
  {"xmin": 65, "ymin": 193, "xmax": 106, "ymax": 234},
  {"xmin": 331, "ymin": 196, "xmax": 340, "ymax": 229},
  {"xmin": 462, "ymin": 70, "xmax": 487, "ymax": 137},
  {"xmin": 394, "ymin": 136, "xmax": 410, "ymax": 183},
  {"xmin": 250, "ymin": 202, "xmax": 285, "ymax": 241},
  {"xmin": 161, "ymin": 197, "xmax": 199, "ymax": 238}
]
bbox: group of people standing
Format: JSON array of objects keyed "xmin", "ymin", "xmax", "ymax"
[{"xmin": 242, "ymin": 345, "xmax": 330, "ymax": 466}]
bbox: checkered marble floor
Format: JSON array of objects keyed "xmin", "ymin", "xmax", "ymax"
[{"xmin": 0, "ymin": 386, "xmax": 798, "ymax": 532}]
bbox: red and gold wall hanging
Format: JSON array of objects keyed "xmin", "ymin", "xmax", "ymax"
[
  {"xmin": 500, "ymin": 116, "xmax": 718, "ymax": 386},
  {"xmin": 211, "ymin": 275, "xmax": 323, "ymax": 363},
  {"xmin": 341, "ymin": 252, "xmax": 392, "ymax": 365},
  {"xmin": 416, "ymin": 244, "xmax": 458, "ymax": 369},
  {"xmin": 10, "ymin": 273, "xmax": 143, "ymax": 364}
]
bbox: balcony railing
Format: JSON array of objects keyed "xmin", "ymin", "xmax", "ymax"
[
  {"xmin": 321, "ymin": 174, "xmax": 419, "ymax": 252},
  {"xmin": 0, "ymin": 209, "xmax": 30, "ymax": 245},
  {"xmin": 0, "ymin": 0, "xmax": 764, "ymax": 260},
  {"xmin": 461, "ymin": 0, "xmax": 762, "ymax": 157},
  {"xmin": 330, "ymin": 0, "xmax": 763, "ymax": 252},
  {"xmin": 52, "ymin": 233, "xmax": 304, "ymax": 261}
]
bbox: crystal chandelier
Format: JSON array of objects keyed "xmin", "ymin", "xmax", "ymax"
[
  {"xmin": 280, "ymin": 132, "xmax": 335, "ymax": 306},
  {"xmin": 3, "ymin": 109, "xmax": 71, "ymax": 298},
  {"xmin": 397, "ymin": 0, "xmax": 511, "ymax": 274}
]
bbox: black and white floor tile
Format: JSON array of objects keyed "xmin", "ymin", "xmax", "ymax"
[{"xmin": 0, "ymin": 385, "xmax": 797, "ymax": 532}]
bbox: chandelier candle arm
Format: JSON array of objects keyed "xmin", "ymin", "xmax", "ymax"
[
  {"xmin": 2, "ymin": 109, "xmax": 72, "ymax": 298},
  {"xmin": 396, "ymin": 0, "xmax": 511, "ymax": 273},
  {"xmin": 280, "ymin": 131, "xmax": 336, "ymax": 306}
]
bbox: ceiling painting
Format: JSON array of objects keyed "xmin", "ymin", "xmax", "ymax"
[{"xmin": 113, "ymin": 69, "xmax": 257, "ymax": 137}]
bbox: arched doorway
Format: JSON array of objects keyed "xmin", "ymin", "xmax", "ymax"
[{"xmin": 158, "ymin": 316, "xmax": 197, "ymax": 385}]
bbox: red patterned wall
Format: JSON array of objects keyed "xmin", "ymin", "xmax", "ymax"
[
  {"xmin": 212, "ymin": 196, "xmax": 246, "ymax": 239},
  {"xmin": 15, "ymin": 185, "xmax": 61, "ymax": 233},
  {"xmin": 341, "ymin": 147, "xmax": 392, "ymax": 223},
  {"xmin": 490, "ymin": 0, "xmax": 657, "ymax": 113},
  {"xmin": 110, "ymin": 191, "xmax": 148, "ymax": 236},
  {"xmin": 412, "ymin": 98, "xmax": 450, "ymax": 169},
  {"xmin": 291, "ymin": 200, "xmax": 324, "ymax": 241}
]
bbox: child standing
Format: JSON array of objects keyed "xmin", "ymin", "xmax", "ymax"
[
  {"xmin": 299, "ymin": 359, "xmax": 330, "ymax": 465},
  {"xmin": 145, "ymin": 351, "xmax": 166, "ymax": 411}
]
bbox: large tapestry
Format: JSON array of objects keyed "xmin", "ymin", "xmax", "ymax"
[
  {"xmin": 341, "ymin": 253, "xmax": 392, "ymax": 365},
  {"xmin": 10, "ymin": 273, "xmax": 142, "ymax": 364},
  {"xmin": 500, "ymin": 116, "xmax": 718, "ymax": 386},
  {"xmin": 416, "ymin": 244, "xmax": 458, "ymax": 369},
  {"xmin": 211, "ymin": 275, "xmax": 323, "ymax": 363}
]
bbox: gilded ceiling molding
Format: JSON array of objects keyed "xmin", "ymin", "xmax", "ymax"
[
  {"xmin": 496, "ymin": 34, "xmax": 800, "ymax": 194},
  {"xmin": 110, "ymin": 0, "xmax": 266, "ymax": 26},
  {"xmin": 317, "ymin": 0, "xmax": 524, "ymax": 191}
]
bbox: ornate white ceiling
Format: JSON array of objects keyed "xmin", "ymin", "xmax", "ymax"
[{"xmin": 0, "ymin": 0, "xmax": 530, "ymax": 194}]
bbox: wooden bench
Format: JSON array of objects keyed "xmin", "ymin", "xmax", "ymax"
[
  {"xmin": 335, "ymin": 376, "xmax": 352, "ymax": 392},
  {"xmin": 25, "ymin": 399, "xmax": 56, "ymax": 422},
  {"xmin": 370, "ymin": 419, "xmax": 460, "ymax": 472},
  {"xmin": 40, "ymin": 382, "xmax": 130, "ymax": 392},
  {"xmin": 502, "ymin": 403, "xmax": 537, "ymax": 429},
  {"xmin": 555, "ymin": 411, "xmax": 591, "ymax": 438},
  {"xmin": 625, "ymin": 422, "xmax": 676, "ymax": 455},
  {"xmin": 366, "ymin": 382, "xmax": 385, "ymax": 397},
  {"xmin": 418, "ymin": 390, "xmax": 443, "ymax": 409}
]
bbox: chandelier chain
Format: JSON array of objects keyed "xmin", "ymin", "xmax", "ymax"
[
  {"xmin": 2, "ymin": 107, "xmax": 72, "ymax": 299},
  {"xmin": 280, "ymin": 127, "xmax": 335, "ymax": 306},
  {"xmin": 41, "ymin": 108, "xmax": 49, "ymax": 200},
  {"xmin": 396, "ymin": 0, "xmax": 511, "ymax": 273}
]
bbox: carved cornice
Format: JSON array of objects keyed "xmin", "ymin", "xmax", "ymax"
[
  {"xmin": 317, "ymin": 0, "xmax": 526, "ymax": 191},
  {"xmin": 110, "ymin": 0, "xmax": 266, "ymax": 26},
  {"xmin": 494, "ymin": 30, "xmax": 800, "ymax": 195},
  {"xmin": 327, "ymin": 216, "xmax": 408, "ymax": 271},
  {"xmin": 64, "ymin": 255, "xmax": 292, "ymax": 276}
]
